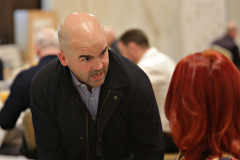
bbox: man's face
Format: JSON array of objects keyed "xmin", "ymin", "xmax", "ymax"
[{"xmin": 61, "ymin": 39, "xmax": 109, "ymax": 89}]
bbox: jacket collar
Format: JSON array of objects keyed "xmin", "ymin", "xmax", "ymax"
[
  {"xmin": 38, "ymin": 55, "xmax": 57, "ymax": 66},
  {"xmin": 102, "ymin": 49, "xmax": 131, "ymax": 90}
]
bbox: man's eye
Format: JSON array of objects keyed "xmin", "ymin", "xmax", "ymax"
[
  {"xmin": 83, "ymin": 57, "xmax": 89, "ymax": 62},
  {"xmin": 101, "ymin": 49, "xmax": 107, "ymax": 55}
]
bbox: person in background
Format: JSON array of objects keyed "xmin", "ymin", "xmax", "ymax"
[
  {"xmin": 30, "ymin": 12, "xmax": 164, "ymax": 160},
  {"xmin": 165, "ymin": 49, "xmax": 240, "ymax": 160},
  {"xmin": 212, "ymin": 21, "xmax": 240, "ymax": 70},
  {"xmin": 104, "ymin": 26, "xmax": 120, "ymax": 54},
  {"xmin": 118, "ymin": 29, "xmax": 177, "ymax": 153},
  {"xmin": 0, "ymin": 27, "xmax": 59, "ymax": 158}
]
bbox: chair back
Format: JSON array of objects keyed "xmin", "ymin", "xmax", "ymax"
[{"xmin": 22, "ymin": 108, "xmax": 36, "ymax": 151}]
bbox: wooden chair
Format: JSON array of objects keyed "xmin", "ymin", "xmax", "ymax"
[
  {"xmin": 211, "ymin": 45, "xmax": 233, "ymax": 61},
  {"xmin": 164, "ymin": 153, "xmax": 179, "ymax": 160},
  {"xmin": 22, "ymin": 108, "xmax": 36, "ymax": 151}
]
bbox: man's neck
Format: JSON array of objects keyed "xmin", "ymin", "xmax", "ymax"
[{"xmin": 38, "ymin": 47, "xmax": 59, "ymax": 59}]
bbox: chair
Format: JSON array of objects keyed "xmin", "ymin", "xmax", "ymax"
[
  {"xmin": 164, "ymin": 153, "xmax": 179, "ymax": 160},
  {"xmin": 211, "ymin": 45, "xmax": 233, "ymax": 61},
  {"xmin": 22, "ymin": 108, "xmax": 36, "ymax": 151}
]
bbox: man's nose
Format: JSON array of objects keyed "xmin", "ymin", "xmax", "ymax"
[{"xmin": 92, "ymin": 58, "xmax": 103, "ymax": 70}]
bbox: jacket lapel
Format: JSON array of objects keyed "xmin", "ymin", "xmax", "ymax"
[
  {"xmin": 60, "ymin": 64, "xmax": 88, "ymax": 114},
  {"xmin": 97, "ymin": 50, "xmax": 130, "ymax": 135}
]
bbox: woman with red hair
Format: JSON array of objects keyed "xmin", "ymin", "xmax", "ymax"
[{"xmin": 165, "ymin": 49, "xmax": 240, "ymax": 160}]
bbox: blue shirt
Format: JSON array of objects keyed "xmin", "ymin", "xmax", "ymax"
[{"xmin": 70, "ymin": 71, "xmax": 101, "ymax": 121}]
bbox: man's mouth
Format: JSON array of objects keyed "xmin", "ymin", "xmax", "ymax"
[
  {"xmin": 92, "ymin": 73, "xmax": 101, "ymax": 77},
  {"xmin": 91, "ymin": 72, "xmax": 103, "ymax": 79}
]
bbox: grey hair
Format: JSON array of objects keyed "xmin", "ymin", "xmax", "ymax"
[{"xmin": 34, "ymin": 27, "xmax": 59, "ymax": 50}]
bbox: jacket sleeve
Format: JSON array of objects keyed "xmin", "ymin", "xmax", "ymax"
[
  {"xmin": 128, "ymin": 69, "xmax": 165, "ymax": 160},
  {"xmin": 0, "ymin": 72, "xmax": 29, "ymax": 129},
  {"xmin": 30, "ymin": 74, "xmax": 67, "ymax": 160}
]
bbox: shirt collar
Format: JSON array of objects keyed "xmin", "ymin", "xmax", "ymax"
[
  {"xmin": 137, "ymin": 47, "xmax": 157, "ymax": 65},
  {"xmin": 70, "ymin": 71, "xmax": 81, "ymax": 87},
  {"xmin": 70, "ymin": 71, "xmax": 99, "ymax": 92}
]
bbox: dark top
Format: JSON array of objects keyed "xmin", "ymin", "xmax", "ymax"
[
  {"xmin": 212, "ymin": 34, "xmax": 240, "ymax": 70},
  {"xmin": 0, "ymin": 55, "xmax": 57, "ymax": 129},
  {"xmin": 30, "ymin": 49, "xmax": 164, "ymax": 160}
]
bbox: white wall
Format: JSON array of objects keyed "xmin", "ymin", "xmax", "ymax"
[{"xmin": 41, "ymin": 0, "xmax": 240, "ymax": 63}]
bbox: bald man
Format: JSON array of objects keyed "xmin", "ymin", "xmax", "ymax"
[
  {"xmin": 212, "ymin": 21, "xmax": 240, "ymax": 70},
  {"xmin": 30, "ymin": 12, "xmax": 164, "ymax": 160}
]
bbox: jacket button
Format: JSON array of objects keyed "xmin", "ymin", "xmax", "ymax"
[
  {"xmin": 80, "ymin": 137, "xmax": 83, "ymax": 140},
  {"xmin": 98, "ymin": 138, "xmax": 101, "ymax": 142},
  {"xmin": 113, "ymin": 96, "xmax": 117, "ymax": 100}
]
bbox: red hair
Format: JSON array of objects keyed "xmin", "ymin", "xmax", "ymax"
[{"xmin": 165, "ymin": 49, "xmax": 240, "ymax": 160}]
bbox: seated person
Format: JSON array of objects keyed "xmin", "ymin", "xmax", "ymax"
[
  {"xmin": 118, "ymin": 29, "xmax": 177, "ymax": 153},
  {"xmin": 165, "ymin": 49, "xmax": 240, "ymax": 160},
  {"xmin": 0, "ymin": 27, "xmax": 59, "ymax": 158},
  {"xmin": 212, "ymin": 21, "xmax": 240, "ymax": 70},
  {"xmin": 104, "ymin": 26, "xmax": 120, "ymax": 54}
]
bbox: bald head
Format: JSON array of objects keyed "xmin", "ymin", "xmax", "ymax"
[
  {"xmin": 58, "ymin": 12, "xmax": 106, "ymax": 54},
  {"xmin": 104, "ymin": 26, "xmax": 116, "ymax": 46},
  {"xmin": 226, "ymin": 21, "xmax": 238, "ymax": 39}
]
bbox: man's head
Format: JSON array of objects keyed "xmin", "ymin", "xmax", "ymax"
[
  {"xmin": 226, "ymin": 21, "xmax": 238, "ymax": 40},
  {"xmin": 34, "ymin": 27, "xmax": 59, "ymax": 59},
  {"xmin": 118, "ymin": 29, "xmax": 149, "ymax": 63},
  {"xmin": 57, "ymin": 12, "xmax": 109, "ymax": 90},
  {"xmin": 104, "ymin": 26, "xmax": 117, "ymax": 47}
]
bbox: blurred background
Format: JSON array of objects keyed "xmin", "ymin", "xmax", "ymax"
[
  {"xmin": 1, "ymin": 0, "xmax": 240, "ymax": 63},
  {"xmin": 0, "ymin": 0, "xmax": 239, "ymax": 93},
  {"xmin": 0, "ymin": 0, "xmax": 240, "ymax": 159},
  {"xmin": 0, "ymin": 0, "xmax": 239, "ymax": 105}
]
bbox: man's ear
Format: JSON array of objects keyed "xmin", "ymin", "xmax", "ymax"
[
  {"xmin": 128, "ymin": 42, "xmax": 138, "ymax": 52},
  {"xmin": 34, "ymin": 45, "xmax": 40, "ymax": 57},
  {"xmin": 58, "ymin": 50, "xmax": 68, "ymax": 66}
]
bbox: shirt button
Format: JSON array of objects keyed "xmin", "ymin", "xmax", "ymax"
[
  {"xmin": 81, "ymin": 84, "xmax": 85, "ymax": 88},
  {"xmin": 90, "ymin": 97, "xmax": 93, "ymax": 100},
  {"xmin": 92, "ymin": 117, "xmax": 95, "ymax": 120}
]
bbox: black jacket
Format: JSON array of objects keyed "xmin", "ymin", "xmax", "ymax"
[
  {"xmin": 30, "ymin": 50, "xmax": 164, "ymax": 160},
  {"xmin": 0, "ymin": 55, "xmax": 57, "ymax": 129}
]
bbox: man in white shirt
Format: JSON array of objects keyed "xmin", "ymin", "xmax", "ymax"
[{"xmin": 118, "ymin": 29, "xmax": 177, "ymax": 153}]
